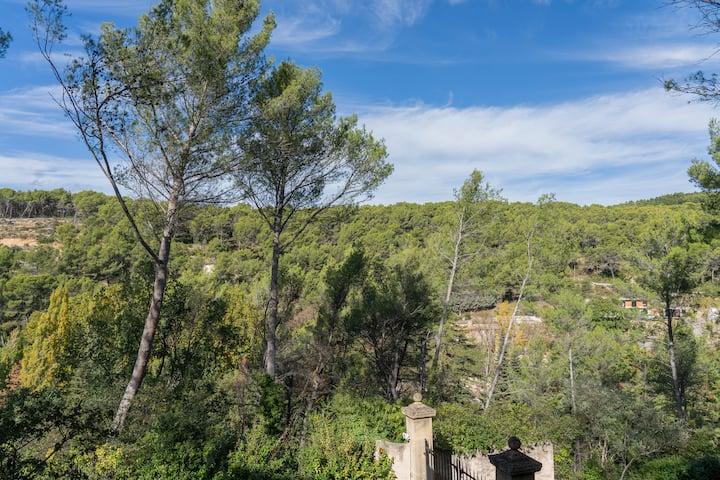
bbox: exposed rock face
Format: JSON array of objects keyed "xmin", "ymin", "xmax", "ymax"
[
  {"xmin": 515, "ymin": 315, "xmax": 543, "ymax": 325},
  {"xmin": 689, "ymin": 307, "xmax": 720, "ymax": 338}
]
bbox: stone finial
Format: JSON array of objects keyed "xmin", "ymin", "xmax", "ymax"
[
  {"xmin": 489, "ymin": 436, "xmax": 542, "ymax": 478},
  {"xmin": 401, "ymin": 396, "xmax": 436, "ymax": 420}
]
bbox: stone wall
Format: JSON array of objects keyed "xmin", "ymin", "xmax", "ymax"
[
  {"xmin": 377, "ymin": 441, "xmax": 555, "ymax": 480},
  {"xmin": 375, "ymin": 395, "xmax": 554, "ymax": 480},
  {"xmin": 456, "ymin": 443, "xmax": 554, "ymax": 480},
  {"xmin": 376, "ymin": 440, "xmax": 411, "ymax": 480}
]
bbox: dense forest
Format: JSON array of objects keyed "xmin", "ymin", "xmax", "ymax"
[
  {"xmin": 5, "ymin": 0, "xmax": 720, "ymax": 479},
  {"xmin": 2, "ymin": 185, "xmax": 720, "ymax": 480}
]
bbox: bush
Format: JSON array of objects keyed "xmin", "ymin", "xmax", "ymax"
[
  {"xmin": 297, "ymin": 393, "xmax": 400, "ymax": 480},
  {"xmin": 434, "ymin": 402, "xmax": 545, "ymax": 454}
]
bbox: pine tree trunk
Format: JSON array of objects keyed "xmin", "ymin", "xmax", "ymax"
[
  {"xmin": 264, "ymin": 229, "xmax": 282, "ymax": 377},
  {"xmin": 432, "ymin": 215, "xmax": 464, "ymax": 370},
  {"xmin": 484, "ymin": 253, "xmax": 532, "ymax": 412},
  {"xmin": 419, "ymin": 335, "xmax": 428, "ymax": 392},
  {"xmin": 388, "ymin": 355, "xmax": 400, "ymax": 402},
  {"xmin": 569, "ymin": 347, "xmax": 577, "ymax": 414},
  {"xmin": 112, "ymin": 198, "xmax": 177, "ymax": 433},
  {"xmin": 665, "ymin": 299, "xmax": 685, "ymax": 419}
]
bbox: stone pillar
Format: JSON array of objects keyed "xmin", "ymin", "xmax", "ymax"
[
  {"xmin": 489, "ymin": 437, "xmax": 543, "ymax": 480},
  {"xmin": 401, "ymin": 393, "xmax": 436, "ymax": 480}
]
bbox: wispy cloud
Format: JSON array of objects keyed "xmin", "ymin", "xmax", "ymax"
[
  {"xmin": 272, "ymin": 16, "xmax": 342, "ymax": 46},
  {"xmin": 355, "ymin": 88, "xmax": 714, "ymax": 204},
  {"xmin": 267, "ymin": 0, "xmax": 436, "ymax": 55},
  {"xmin": 372, "ymin": 0, "xmax": 433, "ymax": 27},
  {"xmin": 16, "ymin": 50, "xmax": 85, "ymax": 68},
  {"xmin": 564, "ymin": 4, "xmax": 720, "ymax": 71},
  {"xmin": 0, "ymin": 152, "xmax": 105, "ymax": 192},
  {"xmin": 0, "ymin": 85, "xmax": 72, "ymax": 137},
  {"xmin": 571, "ymin": 43, "xmax": 720, "ymax": 70},
  {"xmin": 2, "ymin": 87, "xmax": 711, "ymax": 204}
]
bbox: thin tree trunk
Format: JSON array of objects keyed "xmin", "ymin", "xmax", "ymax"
[
  {"xmin": 264, "ymin": 227, "xmax": 282, "ymax": 377},
  {"xmin": 569, "ymin": 347, "xmax": 577, "ymax": 414},
  {"xmin": 301, "ymin": 363, "xmax": 323, "ymax": 443},
  {"xmin": 387, "ymin": 340, "xmax": 407, "ymax": 402},
  {"xmin": 619, "ymin": 458, "xmax": 635, "ymax": 480},
  {"xmin": 484, "ymin": 236, "xmax": 533, "ymax": 412},
  {"xmin": 112, "ymin": 198, "xmax": 178, "ymax": 432},
  {"xmin": 432, "ymin": 214, "xmax": 464, "ymax": 370},
  {"xmin": 665, "ymin": 299, "xmax": 685, "ymax": 419},
  {"xmin": 568, "ymin": 346, "xmax": 582, "ymax": 471},
  {"xmin": 419, "ymin": 335, "xmax": 428, "ymax": 393},
  {"xmin": 388, "ymin": 355, "xmax": 400, "ymax": 402}
]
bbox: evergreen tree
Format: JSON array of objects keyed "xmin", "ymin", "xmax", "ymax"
[
  {"xmin": 29, "ymin": 0, "xmax": 274, "ymax": 431},
  {"xmin": 0, "ymin": 28, "xmax": 10, "ymax": 58},
  {"xmin": 233, "ymin": 61, "xmax": 392, "ymax": 377}
]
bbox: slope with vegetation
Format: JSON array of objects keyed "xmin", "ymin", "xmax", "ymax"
[
  {"xmin": 1, "ymin": 187, "xmax": 720, "ymax": 479},
  {"xmin": 3, "ymin": 0, "xmax": 720, "ymax": 478}
]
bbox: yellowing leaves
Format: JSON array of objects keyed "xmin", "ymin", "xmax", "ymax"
[
  {"xmin": 217, "ymin": 285, "xmax": 263, "ymax": 369},
  {"xmin": 19, "ymin": 286, "xmax": 75, "ymax": 389},
  {"xmin": 17, "ymin": 283, "xmax": 126, "ymax": 390},
  {"xmin": 495, "ymin": 301, "xmax": 529, "ymax": 349}
]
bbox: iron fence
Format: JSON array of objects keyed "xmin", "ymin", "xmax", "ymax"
[{"xmin": 428, "ymin": 449, "xmax": 482, "ymax": 480}]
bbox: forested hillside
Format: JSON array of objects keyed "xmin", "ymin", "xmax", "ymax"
[
  {"xmin": 5, "ymin": 0, "xmax": 720, "ymax": 478},
  {"xmin": 2, "ymin": 187, "xmax": 720, "ymax": 479}
]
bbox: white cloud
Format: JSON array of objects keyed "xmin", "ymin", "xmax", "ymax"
[
  {"xmin": 17, "ymin": 50, "xmax": 85, "ymax": 68},
  {"xmin": 267, "ymin": 0, "xmax": 433, "ymax": 55},
  {"xmin": 577, "ymin": 43, "xmax": 720, "ymax": 70},
  {"xmin": 372, "ymin": 0, "xmax": 433, "ymax": 27},
  {"xmin": 355, "ymin": 88, "xmax": 715, "ymax": 204},
  {"xmin": 0, "ymin": 85, "xmax": 72, "ymax": 137},
  {"xmin": 272, "ymin": 16, "xmax": 342, "ymax": 46},
  {"xmin": 2, "ymin": 84, "xmax": 713, "ymax": 205},
  {"xmin": 0, "ymin": 152, "xmax": 106, "ymax": 192}
]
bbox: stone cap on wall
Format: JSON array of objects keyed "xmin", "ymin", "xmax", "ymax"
[
  {"xmin": 489, "ymin": 437, "xmax": 542, "ymax": 476},
  {"xmin": 401, "ymin": 393, "xmax": 436, "ymax": 420}
]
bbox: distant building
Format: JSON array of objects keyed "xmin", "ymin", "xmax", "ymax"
[{"xmin": 621, "ymin": 298, "xmax": 647, "ymax": 309}]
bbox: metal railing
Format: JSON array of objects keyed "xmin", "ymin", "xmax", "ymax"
[{"xmin": 428, "ymin": 449, "xmax": 482, "ymax": 480}]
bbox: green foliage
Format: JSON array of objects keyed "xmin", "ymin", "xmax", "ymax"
[
  {"xmin": 258, "ymin": 374, "xmax": 286, "ymax": 435},
  {"xmin": 585, "ymin": 297, "xmax": 629, "ymax": 329},
  {"xmin": 627, "ymin": 455, "xmax": 689, "ymax": 480},
  {"xmin": 227, "ymin": 421, "xmax": 292, "ymax": 479},
  {"xmin": 7, "ymin": 1, "xmax": 720, "ymax": 478},
  {"xmin": 642, "ymin": 246, "xmax": 700, "ymax": 306},
  {"xmin": 349, "ymin": 260, "xmax": 440, "ymax": 400},
  {"xmin": 0, "ymin": 387, "xmax": 101, "ymax": 480},
  {"xmin": 434, "ymin": 402, "xmax": 546, "ymax": 453},
  {"xmin": 0, "ymin": 28, "xmax": 10, "ymax": 58},
  {"xmin": 1, "ymin": 273, "xmax": 57, "ymax": 322},
  {"xmin": 1, "ymin": 185, "xmax": 719, "ymax": 479},
  {"xmin": 297, "ymin": 394, "xmax": 400, "ymax": 480},
  {"xmin": 688, "ymin": 119, "xmax": 720, "ymax": 213},
  {"xmin": 649, "ymin": 324, "xmax": 699, "ymax": 407},
  {"xmin": 0, "ymin": 188, "xmax": 73, "ymax": 218},
  {"xmin": 19, "ymin": 286, "xmax": 76, "ymax": 389}
]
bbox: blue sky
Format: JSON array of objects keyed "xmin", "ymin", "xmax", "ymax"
[{"xmin": 1, "ymin": 0, "xmax": 720, "ymax": 204}]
